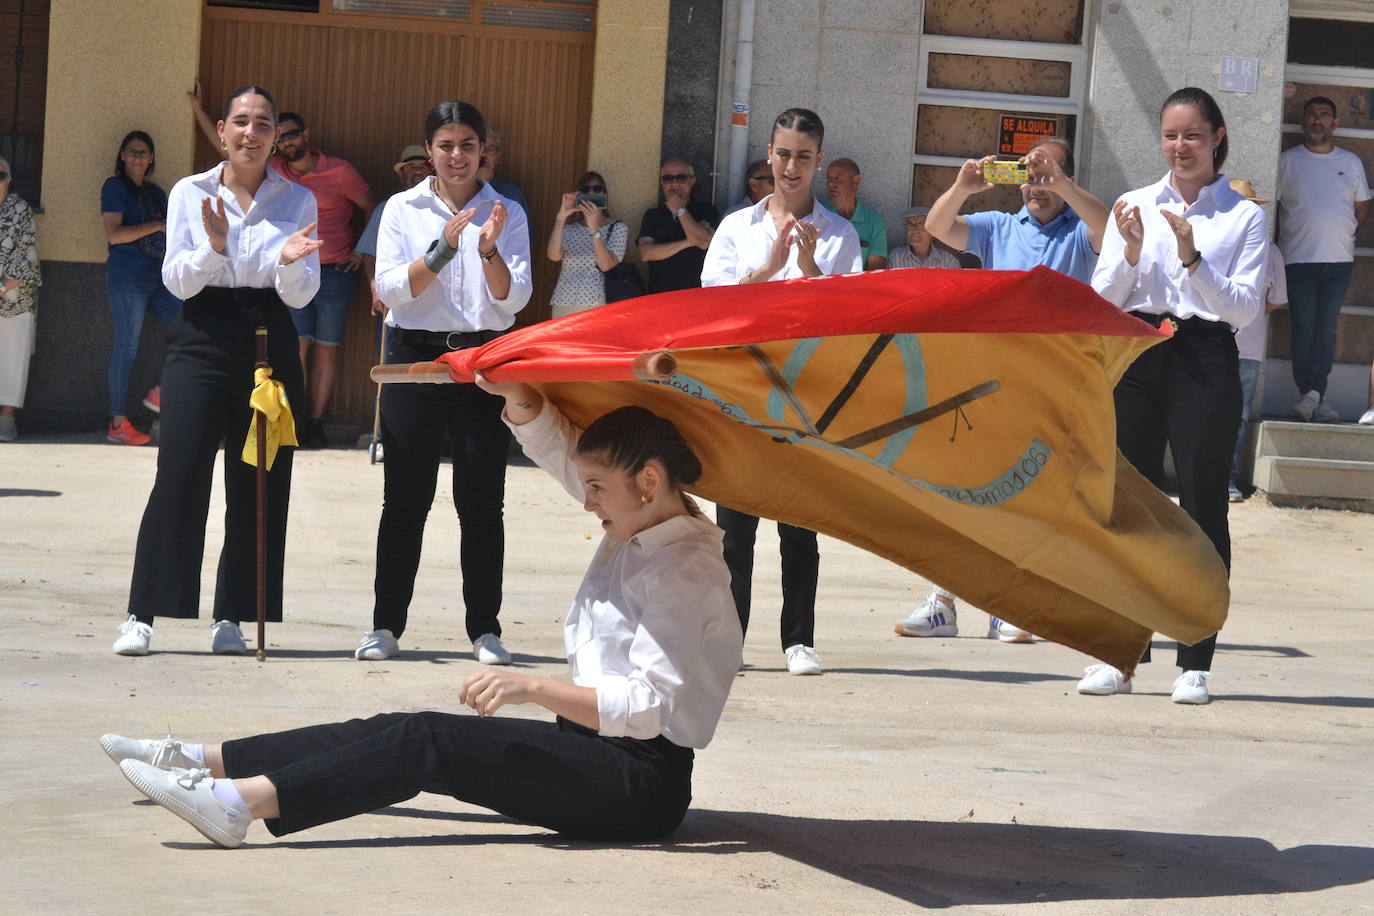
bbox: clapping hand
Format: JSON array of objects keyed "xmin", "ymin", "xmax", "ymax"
[
  {"xmin": 793, "ymin": 220, "xmax": 820, "ymax": 276},
  {"xmin": 761, "ymin": 216, "xmax": 797, "ymax": 278},
  {"xmin": 279, "ymin": 221, "xmax": 324, "ymax": 265},
  {"xmin": 1159, "ymin": 209, "xmax": 1198, "ymax": 266},
  {"xmin": 1112, "ymin": 200, "xmax": 1144, "ymax": 265},
  {"xmin": 200, "ymin": 196, "xmax": 230, "ymax": 254},
  {"xmin": 478, "ymin": 201, "xmax": 507, "ymax": 255},
  {"xmin": 442, "ymin": 209, "xmax": 476, "ymax": 248}
]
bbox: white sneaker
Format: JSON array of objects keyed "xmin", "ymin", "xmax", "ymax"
[
  {"xmin": 1359, "ymin": 407, "xmax": 1374, "ymax": 426},
  {"xmin": 784, "ymin": 644, "xmax": 823, "ymax": 675},
  {"xmin": 893, "ymin": 595, "xmax": 958, "ymax": 637},
  {"xmin": 1171, "ymin": 669, "xmax": 1211, "ymax": 704},
  {"xmin": 355, "ymin": 628, "xmax": 400, "ymax": 660},
  {"xmin": 210, "ymin": 620, "xmax": 248, "ymax": 656},
  {"xmin": 988, "ymin": 617, "xmax": 1033, "ymax": 643},
  {"xmin": 113, "ymin": 615, "xmax": 153, "ymax": 656},
  {"xmin": 1292, "ymin": 389, "xmax": 1320, "ymax": 421},
  {"xmin": 1077, "ymin": 663, "xmax": 1131, "ymax": 696},
  {"xmin": 1313, "ymin": 397, "xmax": 1341, "ymax": 423},
  {"xmin": 472, "ymin": 633, "xmax": 511, "ymax": 665},
  {"xmin": 100, "ymin": 732, "xmax": 202, "ymax": 771},
  {"xmin": 118, "ymin": 760, "xmax": 250, "ymax": 848}
]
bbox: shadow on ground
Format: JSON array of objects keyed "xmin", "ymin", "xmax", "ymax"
[{"xmin": 201, "ymin": 805, "xmax": 1374, "ymax": 907}]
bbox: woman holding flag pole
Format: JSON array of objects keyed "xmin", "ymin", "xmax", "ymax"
[{"xmin": 112, "ymin": 85, "xmax": 322, "ymax": 657}]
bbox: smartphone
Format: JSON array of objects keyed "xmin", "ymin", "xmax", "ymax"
[
  {"xmin": 983, "ymin": 160, "xmax": 1030, "ymax": 185},
  {"xmin": 575, "ymin": 192, "xmax": 608, "ymax": 209}
]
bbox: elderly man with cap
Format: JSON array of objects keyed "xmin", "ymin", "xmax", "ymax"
[{"xmin": 888, "ymin": 206, "xmax": 961, "ymax": 270}]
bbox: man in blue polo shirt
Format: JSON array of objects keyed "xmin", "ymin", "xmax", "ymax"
[
  {"xmin": 925, "ymin": 138, "xmax": 1107, "ymax": 283},
  {"xmin": 897, "ymin": 137, "xmax": 1108, "ymax": 643}
]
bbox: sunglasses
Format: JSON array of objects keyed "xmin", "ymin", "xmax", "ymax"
[
  {"xmin": 278, "ymin": 128, "xmax": 304, "ymax": 142},
  {"xmin": 748, "ymin": 174, "xmax": 773, "ymax": 182},
  {"xmin": 0, "ymin": 171, "xmax": 8, "ymax": 181},
  {"xmin": 578, "ymin": 184, "xmax": 606, "ymax": 193},
  {"xmin": 660, "ymin": 173, "xmax": 691, "ymax": 184}
]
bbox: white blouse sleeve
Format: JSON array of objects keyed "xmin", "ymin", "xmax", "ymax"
[
  {"xmin": 1184, "ymin": 204, "xmax": 1267, "ymax": 329},
  {"xmin": 272, "ymin": 192, "xmax": 320, "ymax": 309},
  {"xmin": 161, "ymin": 178, "xmax": 230, "ymax": 301},
  {"xmin": 701, "ymin": 213, "xmax": 745, "ymax": 287},
  {"xmin": 506, "ymin": 399, "xmax": 586, "ymax": 503},
  {"xmin": 1090, "ymin": 195, "xmax": 1140, "ymax": 308},
  {"xmin": 374, "ymin": 194, "xmax": 415, "ymax": 310}
]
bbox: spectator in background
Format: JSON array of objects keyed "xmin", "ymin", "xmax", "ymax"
[
  {"xmin": 190, "ymin": 87, "xmax": 378, "ymax": 447},
  {"xmin": 1228, "ymin": 180, "xmax": 1286, "ymax": 502},
  {"xmin": 638, "ymin": 159, "xmax": 718, "ymax": 293},
  {"xmin": 0, "ymin": 155, "xmax": 40, "ymax": 443},
  {"xmin": 887, "ymin": 206, "xmax": 961, "ymax": 270},
  {"xmin": 358, "ymin": 145, "xmax": 434, "ymax": 314},
  {"xmin": 724, "ymin": 157, "xmax": 772, "ymax": 216},
  {"xmin": 101, "ymin": 131, "xmax": 182, "ymax": 446},
  {"xmin": 1278, "ymin": 96, "xmax": 1371, "ymax": 423},
  {"xmin": 899, "ymin": 138, "xmax": 1107, "ymax": 644},
  {"xmin": 547, "ymin": 171, "xmax": 628, "ymax": 319},
  {"xmin": 823, "ymin": 158, "xmax": 887, "ymax": 269},
  {"xmin": 477, "ymin": 129, "xmax": 531, "ymax": 254}
]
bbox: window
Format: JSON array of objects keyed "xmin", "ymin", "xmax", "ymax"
[{"xmin": 0, "ymin": 0, "xmax": 49, "ymax": 206}]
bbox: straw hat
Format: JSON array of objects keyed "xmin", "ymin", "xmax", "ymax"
[
  {"xmin": 1229, "ymin": 179, "xmax": 1268, "ymax": 204},
  {"xmin": 393, "ymin": 144, "xmax": 428, "ymax": 175}
]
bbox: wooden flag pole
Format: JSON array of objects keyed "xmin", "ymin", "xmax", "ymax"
[{"xmin": 254, "ymin": 327, "xmax": 268, "ymax": 662}]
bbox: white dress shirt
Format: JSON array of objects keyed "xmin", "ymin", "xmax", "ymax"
[
  {"xmin": 508, "ymin": 401, "xmax": 743, "ymax": 750},
  {"xmin": 162, "ymin": 162, "xmax": 321, "ymax": 307},
  {"xmin": 1092, "ymin": 173, "xmax": 1267, "ymax": 330},
  {"xmin": 376, "ymin": 179, "xmax": 532, "ymax": 331},
  {"xmin": 701, "ymin": 194, "xmax": 864, "ymax": 286}
]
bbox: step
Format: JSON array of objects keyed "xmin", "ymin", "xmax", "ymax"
[
  {"xmin": 1255, "ymin": 420, "xmax": 1374, "ymax": 462},
  {"xmin": 1253, "ymin": 454, "xmax": 1374, "ymax": 501}
]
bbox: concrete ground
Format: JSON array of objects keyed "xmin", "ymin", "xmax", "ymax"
[{"xmin": 3, "ymin": 438, "xmax": 1372, "ymax": 914}]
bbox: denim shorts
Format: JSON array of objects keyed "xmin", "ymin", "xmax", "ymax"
[{"xmin": 290, "ymin": 263, "xmax": 359, "ymax": 346}]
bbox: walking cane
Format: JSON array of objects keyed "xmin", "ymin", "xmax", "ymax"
[{"xmin": 254, "ymin": 327, "xmax": 269, "ymax": 662}]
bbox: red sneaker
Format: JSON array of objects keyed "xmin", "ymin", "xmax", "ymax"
[
  {"xmin": 142, "ymin": 387, "xmax": 161, "ymax": 413},
  {"xmin": 108, "ymin": 419, "xmax": 152, "ymax": 446}
]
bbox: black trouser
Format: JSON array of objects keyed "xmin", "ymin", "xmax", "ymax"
[
  {"xmin": 1115, "ymin": 316, "xmax": 1241, "ymax": 671},
  {"xmin": 221, "ymin": 711, "xmax": 695, "ymax": 840},
  {"xmin": 128, "ymin": 288, "xmax": 303, "ymax": 624},
  {"xmin": 716, "ymin": 505, "xmax": 818, "ymax": 650},
  {"xmin": 373, "ymin": 331, "xmax": 510, "ymax": 641}
]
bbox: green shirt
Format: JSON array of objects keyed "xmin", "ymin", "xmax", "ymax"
[{"xmin": 824, "ymin": 199, "xmax": 888, "ymax": 265}]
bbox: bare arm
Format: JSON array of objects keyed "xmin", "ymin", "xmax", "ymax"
[
  {"xmin": 187, "ymin": 81, "xmax": 224, "ymax": 159},
  {"xmin": 102, "ymin": 211, "xmax": 165, "ymax": 245},
  {"xmin": 546, "ymin": 192, "xmax": 577, "ymax": 262},
  {"xmin": 678, "ymin": 210, "xmax": 715, "ymax": 248},
  {"xmin": 460, "ymin": 668, "xmax": 600, "ymax": 730},
  {"xmin": 1356, "ymin": 198, "xmax": 1370, "ymax": 230},
  {"xmin": 926, "ymin": 156, "xmax": 995, "ymax": 252},
  {"xmin": 638, "ymin": 236, "xmax": 696, "ymax": 261}
]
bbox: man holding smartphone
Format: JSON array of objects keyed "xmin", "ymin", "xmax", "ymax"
[
  {"xmin": 924, "ymin": 138, "xmax": 1107, "ymax": 284},
  {"xmin": 637, "ymin": 159, "xmax": 719, "ymax": 293},
  {"xmin": 899, "ymin": 137, "xmax": 1108, "ymax": 644}
]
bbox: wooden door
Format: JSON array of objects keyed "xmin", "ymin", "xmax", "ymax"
[{"xmin": 197, "ymin": 1, "xmax": 596, "ymax": 423}]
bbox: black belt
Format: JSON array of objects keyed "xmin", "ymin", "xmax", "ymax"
[
  {"xmin": 392, "ymin": 327, "xmax": 505, "ymax": 350},
  {"xmin": 1130, "ymin": 311, "xmax": 1234, "ymax": 336}
]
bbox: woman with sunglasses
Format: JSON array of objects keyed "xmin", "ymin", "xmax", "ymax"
[
  {"xmin": 101, "ymin": 131, "xmax": 183, "ymax": 446},
  {"xmin": 113, "ymin": 86, "xmax": 322, "ymax": 657},
  {"xmin": 637, "ymin": 159, "xmax": 719, "ymax": 294},
  {"xmin": 547, "ymin": 171, "xmax": 627, "ymax": 319}
]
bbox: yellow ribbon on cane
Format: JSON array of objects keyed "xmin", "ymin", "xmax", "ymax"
[{"xmin": 242, "ymin": 367, "xmax": 298, "ymax": 470}]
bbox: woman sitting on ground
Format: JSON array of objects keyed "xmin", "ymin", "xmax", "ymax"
[{"xmin": 100, "ymin": 381, "xmax": 743, "ymax": 847}]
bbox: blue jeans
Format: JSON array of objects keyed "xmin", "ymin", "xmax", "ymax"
[
  {"xmin": 1230, "ymin": 358, "xmax": 1261, "ymax": 487},
  {"xmin": 289, "ymin": 263, "xmax": 358, "ymax": 345},
  {"xmin": 1286, "ymin": 262, "xmax": 1352, "ymax": 396},
  {"xmin": 106, "ymin": 265, "xmax": 182, "ymax": 417}
]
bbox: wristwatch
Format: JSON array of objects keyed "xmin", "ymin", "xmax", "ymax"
[
  {"xmin": 591, "ymin": 228, "xmax": 604, "ymax": 240},
  {"xmin": 675, "ymin": 207, "xmax": 688, "ymax": 219}
]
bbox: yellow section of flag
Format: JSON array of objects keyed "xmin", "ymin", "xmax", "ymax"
[{"xmin": 242, "ymin": 367, "xmax": 298, "ymax": 470}]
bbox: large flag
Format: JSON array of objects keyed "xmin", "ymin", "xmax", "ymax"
[{"xmin": 397, "ymin": 267, "xmax": 1228, "ymax": 673}]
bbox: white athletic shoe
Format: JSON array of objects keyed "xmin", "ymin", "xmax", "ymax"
[
  {"xmin": 988, "ymin": 617, "xmax": 1033, "ymax": 643},
  {"xmin": 893, "ymin": 595, "xmax": 958, "ymax": 637},
  {"xmin": 355, "ymin": 628, "xmax": 400, "ymax": 660},
  {"xmin": 784, "ymin": 644, "xmax": 823, "ymax": 676},
  {"xmin": 472, "ymin": 633, "xmax": 512, "ymax": 666},
  {"xmin": 113, "ymin": 615, "xmax": 153, "ymax": 656},
  {"xmin": 118, "ymin": 760, "xmax": 250, "ymax": 848},
  {"xmin": 100, "ymin": 732, "xmax": 202, "ymax": 771},
  {"xmin": 210, "ymin": 620, "xmax": 248, "ymax": 655},
  {"xmin": 1171, "ymin": 670, "xmax": 1212, "ymax": 705},
  {"xmin": 1077, "ymin": 663, "xmax": 1132, "ymax": 696},
  {"xmin": 1359, "ymin": 407, "xmax": 1374, "ymax": 426}
]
